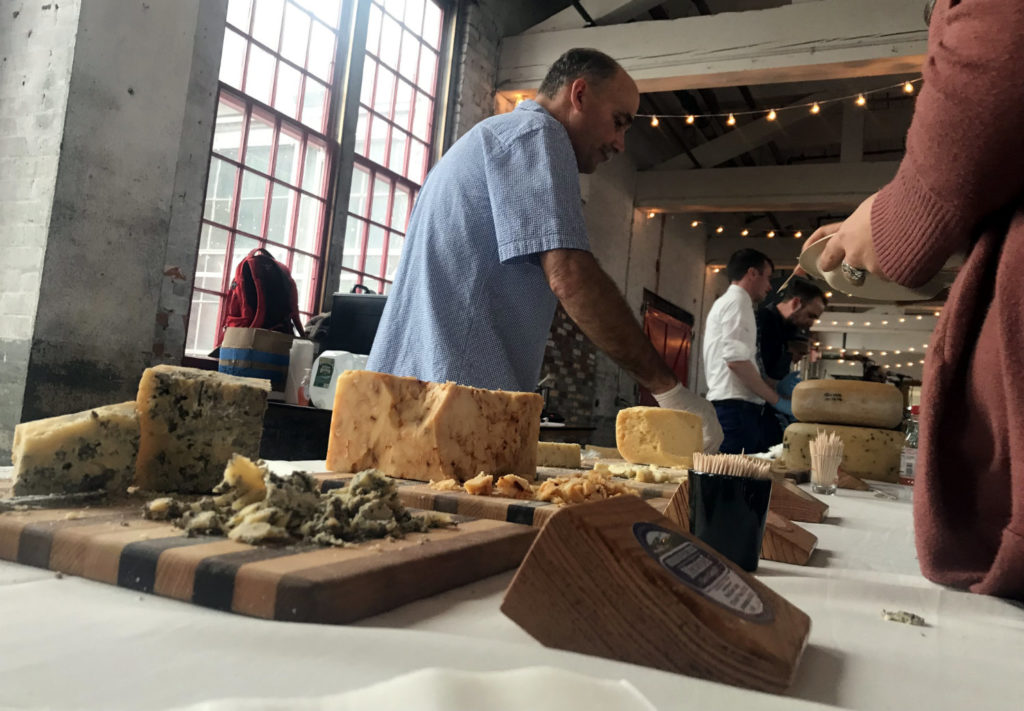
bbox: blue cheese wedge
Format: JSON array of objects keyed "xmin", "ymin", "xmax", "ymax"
[
  {"xmin": 11, "ymin": 402, "xmax": 139, "ymax": 496},
  {"xmin": 135, "ymin": 365, "xmax": 270, "ymax": 493}
]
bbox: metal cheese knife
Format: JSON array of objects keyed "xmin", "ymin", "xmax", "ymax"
[{"xmin": 0, "ymin": 490, "xmax": 108, "ymax": 512}]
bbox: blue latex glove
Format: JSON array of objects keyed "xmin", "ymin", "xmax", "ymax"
[
  {"xmin": 776, "ymin": 372, "xmax": 802, "ymax": 399},
  {"xmin": 773, "ymin": 397, "xmax": 794, "ymax": 418}
]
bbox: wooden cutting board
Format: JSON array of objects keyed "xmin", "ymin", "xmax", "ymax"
[
  {"xmin": 388, "ymin": 481, "xmax": 671, "ymax": 527},
  {"xmin": 535, "ymin": 465, "xmax": 681, "ymax": 500},
  {"xmin": 0, "ymin": 492, "xmax": 535, "ymax": 625}
]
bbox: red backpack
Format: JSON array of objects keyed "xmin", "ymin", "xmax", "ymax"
[{"xmin": 216, "ymin": 248, "xmax": 304, "ymax": 347}]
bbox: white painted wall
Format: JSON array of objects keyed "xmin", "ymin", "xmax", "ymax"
[
  {"xmin": 584, "ymin": 156, "xmax": 710, "ymax": 444},
  {"xmin": 0, "ymin": 0, "xmax": 82, "ymax": 462}
]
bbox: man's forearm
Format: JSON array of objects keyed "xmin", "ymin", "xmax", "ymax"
[
  {"xmin": 727, "ymin": 360, "xmax": 779, "ymax": 404},
  {"xmin": 542, "ymin": 250, "xmax": 676, "ymax": 393}
]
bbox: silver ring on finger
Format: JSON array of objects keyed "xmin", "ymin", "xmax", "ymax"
[{"xmin": 841, "ymin": 261, "xmax": 867, "ymax": 286}]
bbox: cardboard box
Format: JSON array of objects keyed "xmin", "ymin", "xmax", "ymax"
[{"xmin": 218, "ymin": 327, "xmax": 292, "ymax": 399}]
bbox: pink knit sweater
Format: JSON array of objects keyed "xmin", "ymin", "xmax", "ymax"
[{"xmin": 872, "ymin": 0, "xmax": 1024, "ymax": 599}]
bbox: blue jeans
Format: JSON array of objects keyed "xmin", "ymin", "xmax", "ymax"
[{"xmin": 712, "ymin": 400, "xmax": 783, "ymax": 455}]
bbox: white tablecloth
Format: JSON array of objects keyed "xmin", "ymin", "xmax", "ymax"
[{"xmin": 1, "ymin": 464, "xmax": 1021, "ymax": 711}]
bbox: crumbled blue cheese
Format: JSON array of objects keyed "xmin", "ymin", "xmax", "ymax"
[
  {"xmin": 143, "ymin": 456, "xmax": 450, "ymax": 545},
  {"xmin": 11, "ymin": 402, "xmax": 139, "ymax": 496}
]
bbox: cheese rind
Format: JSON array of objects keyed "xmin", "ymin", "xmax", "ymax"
[
  {"xmin": 782, "ymin": 422, "xmax": 904, "ymax": 482},
  {"xmin": 326, "ymin": 370, "xmax": 543, "ymax": 482},
  {"xmin": 791, "ymin": 380, "xmax": 903, "ymax": 429},
  {"xmin": 11, "ymin": 402, "xmax": 139, "ymax": 496},
  {"xmin": 615, "ymin": 407, "xmax": 703, "ymax": 468},
  {"xmin": 536, "ymin": 441, "xmax": 582, "ymax": 469},
  {"xmin": 135, "ymin": 365, "xmax": 270, "ymax": 493}
]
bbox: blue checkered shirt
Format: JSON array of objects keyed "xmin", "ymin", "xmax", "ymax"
[{"xmin": 366, "ymin": 100, "xmax": 591, "ymax": 391}]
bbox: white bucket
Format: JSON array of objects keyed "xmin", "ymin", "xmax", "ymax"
[{"xmin": 307, "ymin": 350, "xmax": 369, "ymax": 409}]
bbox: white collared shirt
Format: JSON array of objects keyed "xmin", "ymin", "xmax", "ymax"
[{"xmin": 703, "ymin": 283, "xmax": 763, "ymax": 404}]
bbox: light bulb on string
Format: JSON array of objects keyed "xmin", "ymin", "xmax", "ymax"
[
  {"xmin": 856, "ymin": 94, "xmax": 867, "ymax": 106},
  {"xmin": 726, "ymin": 114, "xmax": 736, "ymax": 126},
  {"xmin": 794, "ymin": 230, "xmax": 803, "ymax": 238},
  {"xmin": 647, "ymin": 211, "xmax": 656, "ymax": 219},
  {"xmin": 685, "ymin": 115, "xmax": 695, "ymax": 124},
  {"xmin": 810, "ymin": 102, "xmax": 821, "ymax": 114},
  {"xmin": 740, "ymin": 229, "xmax": 749, "ymax": 236},
  {"xmin": 767, "ymin": 230, "xmax": 775, "ymax": 238},
  {"xmin": 904, "ymin": 81, "xmax": 915, "ymax": 94},
  {"xmin": 715, "ymin": 226, "xmax": 724, "ymax": 234},
  {"xmin": 691, "ymin": 220, "xmax": 700, "ymax": 228},
  {"xmin": 650, "ymin": 116, "xmax": 659, "ymax": 127},
  {"xmin": 766, "ymin": 109, "xmax": 777, "ymax": 121}
]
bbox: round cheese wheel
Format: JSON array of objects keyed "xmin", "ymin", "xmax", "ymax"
[
  {"xmin": 782, "ymin": 422, "xmax": 904, "ymax": 482},
  {"xmin": 791, "ymin": 380, "xmax": 903, "ymax": 429}
]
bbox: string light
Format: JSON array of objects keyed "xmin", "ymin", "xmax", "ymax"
[
  {"xmin": 881, "ymin": 320, "xmax": 888, "ymax": 325},
  {"xmin": 741, "ymin": 229, "xmax": 749, "ymax": 236},
  {"xmin": 864, "ymin": 321, "xmax": 871, "ymax": 326},
  {"xmin": 895, "ymin": 349, "xmax": 902, "ymax": 354},
  {"xmin": 691, "ymin": 220, "xmax": 700, "ymax": 228},
  {"xmin": 916, "ymin": 315, "xmax": 923, "ymax": 320},
  {"xmin": 712, "ymin": 267, "xmax": 720, "ymax": 273},
  {"xmin": 880, "ymin": 351, "xmax": 888, "ymax": 356},
  {"xmin": 825, "ymin": 291, "xmax": 833, "ymax": 298},
  {"xmin": 794, "ymin": 230, "xmax": 803, "ymax": 238},
  {"xmin": 767, "ymin": 230, "xmax": 775, "ymax": 238},
  {"xmin": 933, "ymin": 311, "xmax": 940, "ymax": 317},
  {"xmin": 899, "ymin": 317, "xmax": 906, "ymax": 323},
  {"xmin": 514, "ymin": 94, "xmax": 525, "ymax": 107},
  {"xmin": 650, "ymin": 116, "xmax": 659, "ymax": 127},
  {"xmin": 715, "ymin": 226, "xmax": 724, "ymax": 234},
  {"xmin": 647, "ymin": 211, "xmax": 656, "ymax": 219},
  {"xmin": 635, "ymin": 78, "xmax": 922, "ymax": 124}
]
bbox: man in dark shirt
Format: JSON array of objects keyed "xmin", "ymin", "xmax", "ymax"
[{"xmin": 756, "ymin": 278, "xmax": 827, "ymax": 425}]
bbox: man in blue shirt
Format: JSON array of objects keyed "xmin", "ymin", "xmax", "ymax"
[{"xmin": 368, "ymin": 48, "xmax": 722, "ymax": 451}]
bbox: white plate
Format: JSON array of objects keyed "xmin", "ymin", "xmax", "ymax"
[{"xmin": 798, "ymin": 234, "xmax": 949, "ymax": 301}]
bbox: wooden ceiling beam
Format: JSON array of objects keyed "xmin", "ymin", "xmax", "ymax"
[{"xmin": 498, "ymin": 0, "xmax": 927, "ymax": 95}]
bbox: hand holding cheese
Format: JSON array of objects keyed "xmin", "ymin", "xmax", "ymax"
[{"xmin": 652, "ymin": 382, "xmax": 723, "ymax": 452}]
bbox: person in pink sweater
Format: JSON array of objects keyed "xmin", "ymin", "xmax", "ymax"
[{"xmin": 802, "ymin": 0, "xmax": 1024, "ymax": 600}]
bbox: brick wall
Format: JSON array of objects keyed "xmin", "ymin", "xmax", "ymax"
[
  {"xmin": 0, "ymin": 0, "xmax": 82, "ymax": 463},
  {"xmin": 539, "ymin": 305, "xmax": 598, "ymax": 426}
]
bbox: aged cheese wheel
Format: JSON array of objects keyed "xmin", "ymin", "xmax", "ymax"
[
  {"xmin": 791, "ymin": 380, "xmax": 903, "ymax": 429},
  {"xmin": 782, "ymin": 422, "xmax": 904, "ymax": 482}
]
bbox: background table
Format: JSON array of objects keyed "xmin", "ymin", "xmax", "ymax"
[{"xmin": 1, "ymin": 463, "xmax": 1021, "ymax": 710}]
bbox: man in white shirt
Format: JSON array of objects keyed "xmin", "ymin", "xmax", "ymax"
[{"xmin": 703, "ymin": 249, "xmax": 794, "ymax": 454}]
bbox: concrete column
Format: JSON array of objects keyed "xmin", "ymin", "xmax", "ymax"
[{"xmin": 0, "ymin": 0, "xmax": 226, "ymax": 462}]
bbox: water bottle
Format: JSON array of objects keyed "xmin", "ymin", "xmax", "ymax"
[{"xmin": 899, "ymin": 405, "xmax": 920, "ymax": 490}]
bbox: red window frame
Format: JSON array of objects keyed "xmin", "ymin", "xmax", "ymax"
[
  {"xmin": 186, "ymin": 0, "xmax": 343, "ymax": 359},
  {"xmin": 340, "ymin": 0, "xmax": 445, "ymax": 295}
]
